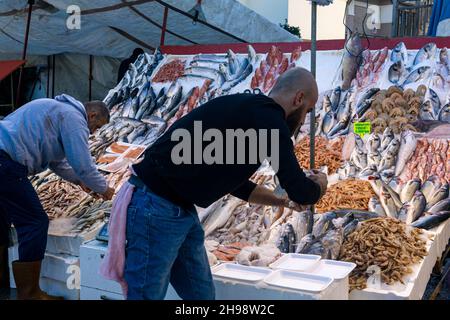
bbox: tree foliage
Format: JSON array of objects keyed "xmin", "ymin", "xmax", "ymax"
[{"xmin": 279, "ymin": 19, "xmax": 301, "ymax": 38}]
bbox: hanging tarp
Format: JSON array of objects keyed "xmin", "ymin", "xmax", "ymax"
[
  {"xmin": 0, "ymin": 60, "xmax": 25, "ymax": 81},
  {"xmin": 428, "ymin": 0, "xmax": 450, "ymax": 36},
  {"xmin": 0, "ymin": 0, "xmax": 298, "ymax": 59}
]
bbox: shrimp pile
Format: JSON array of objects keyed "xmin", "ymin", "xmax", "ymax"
[
  {"xmin": 340, "ymin": 218, "xmax": 428, "ymax": 291},
  {"xmin": 294, "ymin": 136, "xmax": 344, "ymax": 174},
  {"xmin": 315, "ymin": 179, "xmax": 375, "ymax": 213},
  {"xmin": 153, "ymin": 59, "xmax": 186, "ymax": 82}
]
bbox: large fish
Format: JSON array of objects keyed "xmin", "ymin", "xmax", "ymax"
[
  {"xmin": 321, "ymin": 228, "xmax": 343, "ymax": 260},
  {"xmin": 312, "ymin": 212, "xmax": 337, "ymax": 238},
  {"xmin": 427, "ymin": 88, "xmax": 441, "ymax": 118},
  {"xmin": 421, "ymin": 175, "xmax": 441, "ymax": 203},
  {"xmin": 322, "ymin": 110, "xmax": 336, "ymax": 135},
  {"xmin": 426, "ymin": 183, "xmax": 449, "ymax": 210},
  {"xmin": 343, "ymin": 219, "xmax": 359, "ymax": 238},
  {"xmin": 420, "ymin": 101, "xmax": 436, "ymax": 120},
  {"xmin": 382, "ymin": 137, "xmax": 400, "ymax": 157},
  {"xmin": 369, "ymin": 197, "xmax": 386, "ymax": 216},
  {"xmin": 295, "ymin": 234, "xmax": 314, "ymax": 254},
  {"xmin": 359, "ymin": 164, "xmax": 378, "ymax": 178},
  {"xmin": 336, "ymin": 93, "xmax": 350, "ymax": 122},
  {"xmin": 380, "ymin": 127, "xmax": 394, "ymax": 151},
  {"xmin": 439, "ymin": 104, "xmax": 450, "ymax": 122},
  {"xmin": 350, "ymin": 148, "xmax": 367, "ymax": 170},
  {"xmin": 277, "ymin": 223, "xmax": 296, "ymax": 253},
  {"xmin": 288, "ymin": 210, "xmax": 314, "ymax": 242},
  {"xmin": 394, "ymin": 131, "xmax": 417, "ymax": 176},
  {"xmin": 380, "ymin": 187, "xmax": 398, "ymax": 218},
  {"xmin": 391, "ymin": 42, "xmax": 408, "ymax": 64},
  {"xmin": 411, "ymin": 211, "xmax": 450, "ymax": 230},
  {"xmin": 367, "ymin": 134, "xmax": 381, "ymax": 153},
  {"xmin": 330, "ymin": 87, "xmax": 341, "ymax": 112},
  {"xmin": 202, "ymin": 197, "xmax": 242, "ymax": 236},
  {"xmin": 378, "ymin": 150, "xmax": 396, "ymax": 172},
  {"xmin": 184, "ymin": 66, "xmax": 226, "ymax": 86},
  {"xmin": 404, "ymin": 191, "xmax": 427, "ymax": 224},
  {"xmin": 428, "ymin": 198, "xmax": 450, "ymax": 214},
  {"xmin": 402, "ymin": 66, "xmax": 431, "ymax": 86},
  {"xmin": 342, "ymin": 33, "xmax": 363, "ymax": 90},
  {"xmin": 157, "ymin": 82, "xmax": 183, "ymax": 118},
  {"xmin": 221, "ymin": 64, "xmax": 253, "ymax": 92},
  {"xmin": 388, "ymin": 61, "xmax": 405, "ymax": 84},
  {"xmin": 413, "ymin": 43, "xmax": 437, "ymax": 65},
  {"xmin": 400, "ymin": 178, "xmax": 421, "ymax": 203}
]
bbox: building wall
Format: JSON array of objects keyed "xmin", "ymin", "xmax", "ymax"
[
  {"xmin": 238, "ymin": 0, "xmax": 289, "ymax": 25},
  {"xmin": 288, "ymin": 0, "xmax": 348, "ymax": 40},
  {"xmin": 347, "ymin": 1, "xmax": 394, "ymax": 38}
]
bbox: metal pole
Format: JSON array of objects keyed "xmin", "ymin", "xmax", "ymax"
[
  {"xmin": 309, "ymin": 1, "xmax": 317, "ymax": 170},
  {"xmin": 88, "ymin": 55, "xmax": 93, "ymax": 101},
  {"xmin": 15, "ymin": 0, "xmax": 35, "ymax": 107},
  {"xmin": 51, "ymin": 55, "xmax": 55, "ymax": 98},
  {"xmin": 391, "ymin": 0, "xmax": 398, "ymax": 37},
  {"xmin": 160, "ymin": 6, "xmax": 169, "ymax": 46},
  {"xmin": 46, "ymin": 56, "xmax": 50, "ymax": 98}
]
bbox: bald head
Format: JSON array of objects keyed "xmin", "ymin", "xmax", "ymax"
[
  {"xmin": 84, "ymin": 101, "xmax": 110, "ymax": 134},
  {"xmin": 270, "ymin": 67, "xmax": 318, "ymax": 101},
  {"xmin": 269, "ymin": 67, "xmax": 319, "ymax": 135}
]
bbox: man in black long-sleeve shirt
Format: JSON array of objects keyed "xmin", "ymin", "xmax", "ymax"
[{"xmin": 125, "ymin": 67, "xmax": 328, "ymax": 300}]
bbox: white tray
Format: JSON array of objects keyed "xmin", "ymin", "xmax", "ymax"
[
  {"xmin": 211, "ymin": 263, "xmax": 272, "ymax": 283},
  {"xmin": 311, "ymin": 260, "xmax": 356, "ymax": 280},
  {"xmin": 269, "ymin": 253, "xmax": 321, "ymax": 272},
  {"xmin": 264, "ymin": 270, "xmax": 333, "ymax": 293}
]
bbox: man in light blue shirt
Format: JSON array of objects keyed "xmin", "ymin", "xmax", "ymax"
[{"xmin": 0, "ymin": 94, "xmax": 114, "ymax": 300}]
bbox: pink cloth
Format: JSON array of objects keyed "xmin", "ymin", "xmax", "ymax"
[{"xmin": 99, "ymin": 180, "xmax": 135, "ymax": 298}]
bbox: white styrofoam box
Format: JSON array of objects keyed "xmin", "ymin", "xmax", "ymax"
[
  {"xmin": 80, "ymin": 240, "xmax": 182, "ymax": 299},
  {"xmin": 79, "ymin": 240, "xmax": 123, "ymax": 294},
  {"xmin": 263, "ymin": 270, "xmax": 333, "ymax": 293},
  {"xmin": 80, "ymin": 286, "xmax": 124, "ymax": 300},
  {"xmin": 212, "ymin": 263, "xmax": 272, "ymax": 283},
  {"xmin": 40, "ymin": 277, "xmax": 80, "ymax": 300},
  {"xmin": 40, "ymin": 253, "xmax": 79, "ymax": 283},
  {"xmin": 8, "ymin": 245, "xmax": 79, "ymax": 288}
]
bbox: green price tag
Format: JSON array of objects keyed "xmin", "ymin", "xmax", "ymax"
[{"xmin": 353, "ymin": 122, "xmax": 371, "ymax": 137}]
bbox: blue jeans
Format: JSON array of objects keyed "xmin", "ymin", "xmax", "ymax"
[
  {"xmin": 124, "ymin": 185, "xmax": 215, "ymax": 300},
  {"xmin": 0, "ymin": 151, "xmax": 49, "ymax": 261}
]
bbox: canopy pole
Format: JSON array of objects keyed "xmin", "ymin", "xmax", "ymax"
[
  {"xmin": 309, "ymin": 1, "xmax": 317, "ymax": 170},
  {"xmin": 89, "ymin": 55, "xmax": 93, "ymax": 101},
  {"xmin": 15, "ymin": 0, "xmax": 35, "ymax": 107},
  {"xmin": 160, "ymin": 6, "xmax": 169, "ymax": 46},
  {"xmin": 46, "ymin": 56, "xmax": 50, "ymax": 98},
  {"xmin": 51, "ymin": 55, "xmax": 55, "ymax": 98}
]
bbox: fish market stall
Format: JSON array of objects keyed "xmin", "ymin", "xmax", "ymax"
[{"xmin": 16, "ymin": 37, "xmax": 449, "ymax": 300}]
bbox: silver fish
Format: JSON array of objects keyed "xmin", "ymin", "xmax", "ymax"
[
  {"xmin": 420, "ymin": 101, "xmax": 436, "ymax": 120},
  {"xmin": 380, "ymin": 127, "xmax": 394, "ymax": 151},
  {"xmin": 351, "ymin": 149, "xmax": 367, "ymax": 170},
  {"xmin": 367, "ymin": 151, "xmax": 382, "ymax": 167},
  {"xmin": 336, "ymin": 92, "xmax": 350, "ymax": 122},
  {"xmin": 277, "ymin": 223, "xmax": 297, "ymax": 253},
  {"xmin": 439, "ymin": 103, "xmax": 450, "ymax": 122},
  {"xmin": 158, "ymin": 83, "xmax": 183, "ymax": 118},
  {"xmin": 327, "ymin": 113, "xmax": 350, "ymax": 138},
  {"xmin": 248, "ymin": 45, "xmax": 257, "ymax": 63},
  {"xmin": 413, "ymin": 43, "xmax": 437, "ymax": 65},
  {"xmin": 395, "ymin": 131, "xmax": 417, "ymax": 176},
  {"xmin": 127, "ymin": 125, "xmax": 147, "ymax": 143},
  {"xmin": 354, "ymin": 134, "xmax": 366, "ymax": 153},
  {"xmin": 289, "ymin": 211, "xmax": 314, "ymax": 244},
  {"xmin": 380, "ymin": 168, "xmax": 395, "ymax": 182},
  {"xmin": 389, "ymin": 177, "xmax": 402, "ymax": 195},
  {"xmin": 367, "ymin": 134, "xmax": 381, "ymax": 153},
  {"xmin": 428, "ymin": 198, "xmax": 450, "ymax": 214},
  {"xmin": 338, "ymin": 162, "xmax": 358, "ymax": 179},
  {"xmin": 321, "ymin": 228, "xmax": 343, "ymax": 260},
  {"xmin": 426, "ymin": 183, "xmax": 449, "ymax": 210},
  {"xmin": 295, "ymin": 234, "xmax": 314, "ymax": 254},
  {"xmin": 184, "ymin": 66, "xmax": 225, "ymax": 86},
  {"xmin": 388, "ymin": 61, "xmax": 405, "ymax": 84},
  {"xmin": 369, "ymin": 197, "xmax": 386, "ymax": 217},
  {"xmin": 323, "ymin": 95, "xmax": 332, "ymax": 112},
  {"xmin": 355, "ymin": 98, "xmax": 374, "ymax": 119},
  {"xmin": 400, "ymin": 178, "xmax": 421, "ymax": 203},
  {"xmin": 405, "ymin": 191, "xmax": 427, "ymax": 224},
  {"xmin": 330, "ymin": 87, "xmax": 341, "ymax": 112},
  {"xmin": 428, "ymin": 88, "xmax": 441, "ymax": 118},
  {"xmin": 421, "ymin": 175, "xmax": 441, "ymax": 203},
  {"xmin": 380, "ymin": 188, "xmax": 398, "ymax": 218},
  {"xmin": 383, "ymin": 138, "xmax": 400, "ymax": 157},
  {"xmin": 440, "ymin": 48, "xmax": 449, "ymax": 66},
  {"xmin": 221, "ymin": 63, "xmax": 253, "ymax": 92},
  {"xmin": 343, "ymin": 219, "xmax": 359, "ymax": 238},
  {"xmin": 312, "ymin": 212, "xmax": 337, "ymax": 238},
  {"xmin": 378, "ymin": 151, "xmax": 396, "ymax": 172},
  {"xmin": 402, "ymin": 66, "xmax": 431, "ymax": 86},
  {"xmin": 322, "ymin": 110, "xmax": 335, "ymax": 135},
  {"xmin": 391, "ymin": 42, "xmax": 408, "ymax": 64},
  {"xmin": 411, "ymin": 211, "xmax": 450, "ymax": 230},
  {"xmin": 342, "ymin": 33, "xmax": 363, "ymax": 90},
  {"xmin": 227, "ymin": 49, "xmax": 240, "ymax": 75},
  {"xmin": 359, "ymin": 164, "xmax": 378, "ymax": 178}
]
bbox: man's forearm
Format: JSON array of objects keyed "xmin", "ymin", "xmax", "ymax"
[{"xmin": 247, "ymin": 185, "xmax": 287, "ymax": 207}]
